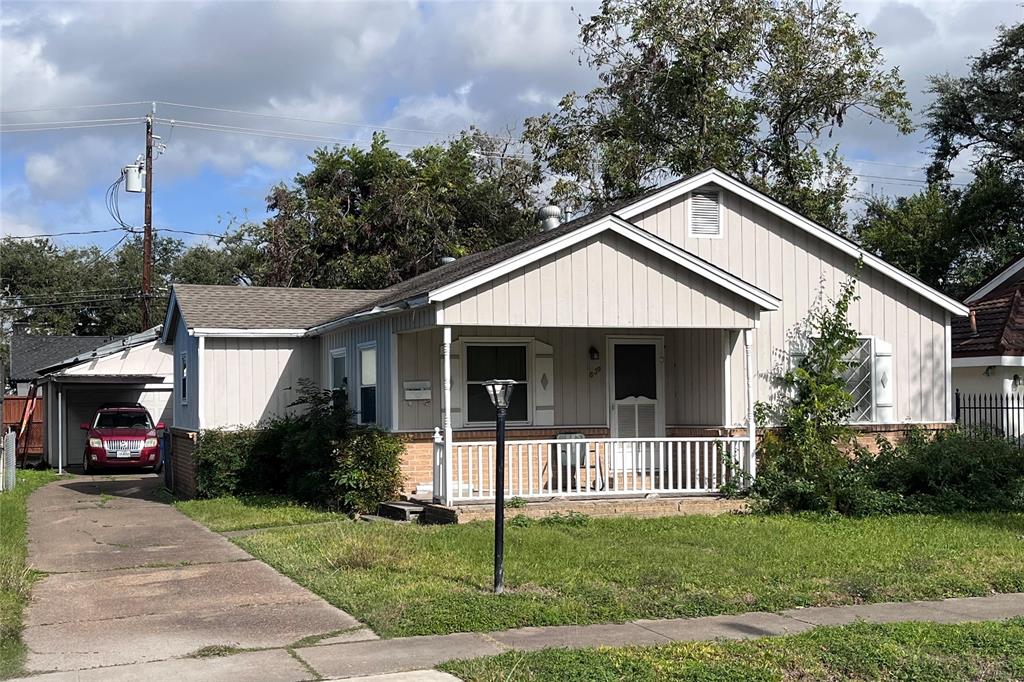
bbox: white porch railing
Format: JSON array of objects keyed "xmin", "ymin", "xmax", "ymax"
[{"xmin": 433, "ymin": 432, "xmax": 753, "ymax": 504}]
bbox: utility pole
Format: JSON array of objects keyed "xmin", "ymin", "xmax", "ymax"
[{"xmin": 141, "ymin": 102, "xmax": 155, "ymax": 330}]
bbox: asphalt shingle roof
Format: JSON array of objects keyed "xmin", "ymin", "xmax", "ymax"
[
  {"xmin": 9, "ymin": 331, "xmax": 120, "ymax": 381},
  {"xmin": 953, "ymin": 284, "xmax": 1024, "ymax": 357},
  {"xmin": 171, "ymin": 284, "xmax": 383, "ymax": 330}
]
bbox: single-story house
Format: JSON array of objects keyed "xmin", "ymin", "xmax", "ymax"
[
  {"xmin": 162, "ymin": 168, "xmax": 969, "ymax": 505},
  {"xmin": 952, "ymin": 254, "xmax": 1023, "ymax": 438},
  {"xmin": 34, "ymin": 328, "xmax": 173, "ymax": 471}
]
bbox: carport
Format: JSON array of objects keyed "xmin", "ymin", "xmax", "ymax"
[{"xmin": 36, "ymin": 329, "xmax": 173, "ymax": 472}]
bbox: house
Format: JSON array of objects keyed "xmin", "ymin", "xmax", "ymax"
[
  {"xmin": 952, "ymin": 254, "xmax": 1024, "ymax": 438},
  {"xmin": 162, "ymin": 168, "xmax": 968, "ymax": 507},
  {"xmin": 8, "ymin": 324, "xmax": 120, "ymax": 396},
  {"xmin": 33, "ymin": 328, "xmax": 174, "ymax": 472}
]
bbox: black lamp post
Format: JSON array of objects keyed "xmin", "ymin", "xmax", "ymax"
[{"xmin": 483, "ymin": 379, "xmax": 516, "ymax": 594}]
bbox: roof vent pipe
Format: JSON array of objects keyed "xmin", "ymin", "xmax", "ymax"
[
  {"xmin": 537, "ymin": 205, "xmax": 562, "ymax": 231},
  {"xmin": 969, "ymin": 309, "xmax": 977, "ymax": 335},
  {"xmin": 440, "ymin": 256, "xmax": 456, "ymax": 265}
]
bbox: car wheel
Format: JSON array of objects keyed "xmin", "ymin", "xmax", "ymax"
[
  {"xmin": 153, "ymin": 460, "xmax": 163, "ymax": 474},
  {"xmin": 82, "ymin": 456, "xmax": 91, "ymax": 475}
]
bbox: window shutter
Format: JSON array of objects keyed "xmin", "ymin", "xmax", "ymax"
[
  {"xmin": 533, "ymin": 340, "xmax": 554, "ymax": 426},
  {"xmin": 690, "ymin": 191, "xmax": 721, "ymax": 236},
  {"xmin": 873, "ymin": 339, "xmax": 894, "ymax": 423},
  {"xmin": 445, "ymin": 339, "xmax": 464, "ymax": 429},
  {"xmin": 615, "ymin": 404, "xmax": 637, "ymax": 438}
]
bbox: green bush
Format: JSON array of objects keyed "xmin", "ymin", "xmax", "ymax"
[
  {"xmin": 870, "ymin": 427, "xmax": 1024, "ymax": 512},
  {"xmin": 192, "ymin": 381, "xmax": 404, "ymax": 513}
]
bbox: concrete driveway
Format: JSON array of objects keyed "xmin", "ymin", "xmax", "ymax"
[{"xmin": 22, "ymin": 473, "xmax": 370, "ymax": 674}]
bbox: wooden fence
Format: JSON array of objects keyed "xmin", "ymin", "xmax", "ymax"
[{"xmin": 2, "ymin": 395, "xmax": 44, "ymax": 459}]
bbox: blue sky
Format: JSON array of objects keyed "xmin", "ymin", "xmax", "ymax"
[{"xmin": 1, "ymin": 0, "xmax": 1020, "ymax": 252}]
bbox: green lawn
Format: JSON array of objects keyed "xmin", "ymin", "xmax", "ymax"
[
  {"xmin": 174, "ymin": 494, "xmax": 344, "ymax": 532},
  {"xmin": 176, "ymin": 501, "xmax": 1024, "ymax": 638},
  {"xmin": 0, "ymin": 469, "xmax": 59, "ymax": 679},
  {"xmin": 444, "ymin": 619, "xmax": 1024, "ymax": 681}
]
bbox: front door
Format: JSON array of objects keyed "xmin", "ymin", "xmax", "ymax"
[{"xmin": 609, "ymin": 338, "xmax": 664, "ymax": 438}]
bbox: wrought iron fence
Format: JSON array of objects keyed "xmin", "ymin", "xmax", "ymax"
[{"xmin": 955, "ymin": 390, "xmax": 1024, "ymax": 443}]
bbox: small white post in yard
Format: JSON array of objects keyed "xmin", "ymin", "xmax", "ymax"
[
  {"xmin": 57, "ymin": 384, "xmax": 63, "ymax": 476},
  {"xmin": 743, "ymin": 329, "xmax": 756, "ymax": 481},
  {"xmin": 2, "ymin": 430, "xmax": 16, "ymax": 492},
  {"xmin": 441, "ymin": 326, "xmax": 454, "ymax": 505}
]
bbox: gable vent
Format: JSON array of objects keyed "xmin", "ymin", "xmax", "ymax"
[{"xmin": 690, "ymin": 191, "xmax": 722, "ymax": 237}]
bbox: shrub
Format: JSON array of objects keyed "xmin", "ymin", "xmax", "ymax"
[
  {"xmin": 869, "ymin": 427, "xmax": 1024, "ymax": 512},
  {"xmin": 192, "ymin": 381, "xmax": 404, "ymax": 513}
]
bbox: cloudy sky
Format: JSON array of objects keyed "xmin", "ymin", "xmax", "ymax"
[{"xmin": 1, "ymin": 0, "xmax": 1020, "ymax": 250}]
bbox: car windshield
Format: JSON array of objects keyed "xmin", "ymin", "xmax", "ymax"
[{"xmin": 94, "ymin": 412, "xmax": 152, "ymax": 429}]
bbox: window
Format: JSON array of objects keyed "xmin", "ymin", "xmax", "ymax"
[
  {"xmin": 358, "ymin": 344, "xmax": 377, "ymax": 424},
  {"xmin": 843, "ymin": 338, "xmax": 874, "ymax": 423},
  {"xmin": 689, "ymin": 190, "xmax": 722, "ymax": 238},
  {"xmin": 466, "ymin": 344, "xmax": 529, "ymax": 423},
  {"xmin": 329, "ymin": 348, "xmax": 347, "ymax": 402},
  {"xmin": 95, "ymin": 411, "xmax": 152, "ymax": 429},
  {"xmin": 179, "ymin": 352, "xmax": 188, "ymax": 405}
]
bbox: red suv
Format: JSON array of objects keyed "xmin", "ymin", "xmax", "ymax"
[{"xmin": 80, "ymin": 404, "xmax": 165, "ymax": 474}]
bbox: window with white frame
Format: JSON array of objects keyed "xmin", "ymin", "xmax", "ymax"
[
  {"xmin": 329, "ymin": 348, "xmax": 347, "ymax": 401},
  {"xmin": 688, "ymin": 190, "xmax": 723, "ymax": 238},
  {"xmin": 465, "ymin": 343, "xmax": 529, "ymax": 423},
  {"xmin": 179, "ymin": 352, "xmax": 188, "ymax": 405},
  {"xmin": 358, "ymin": 344, "xmax": 377, "ymax": 424}
]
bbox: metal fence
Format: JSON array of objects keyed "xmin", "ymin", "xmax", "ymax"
[
  {"xmin": 955, "ymin": 390, "xmax": 1024, "ymax": 443},
  {"xmin": 1, "ymin": 430, "xmax": 15, "ymax": 493}
]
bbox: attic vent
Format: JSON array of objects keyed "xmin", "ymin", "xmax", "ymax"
[{"xmin": 689, "ymin": 191, "xmax": 722, "ymax": 237}]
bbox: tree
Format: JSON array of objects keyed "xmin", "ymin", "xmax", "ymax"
[
  {"xmin": 228, "ymin": 130, "xmax": 542, "ymax": 289},
  {"xmin": 851, "ymin": 21, "xmax": 1024, "ymax": 297},
  {"xmin": 523, "ymin": 0, "xmax": 911, "ymax": 230}
]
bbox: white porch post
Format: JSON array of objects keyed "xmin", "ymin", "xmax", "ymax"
[
  {"xmin": 57, "ymin": 382, "xmax": 63, "ymax": 475},
  {"xmin": 743, "ymin": 329, "xmax": 756, "ymax": 481},
  {"xmin": 441, "ymin": 326, "xmax": 453, "ymax": 505}
]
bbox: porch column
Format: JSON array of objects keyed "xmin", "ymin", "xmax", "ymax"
[
  {"xmin": 743, "ymin": 329, "xmax": 756, "ymax": 481},
  {"xmin": 57, "ymin": 382, "xmax": 63, "ymax": 476},
  {"xmin": 441, "ymin": 326, "xmax": 454, "ymax": 505}
]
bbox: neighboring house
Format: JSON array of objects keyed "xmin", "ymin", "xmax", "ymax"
[
  {"xmin": 8, "ymin": 324, "xmax": 119, "ymax": 396},
  {"xmin": 34, "ymin": 328, "xmax": 174, "ymax": 471},
  {"xmin": 952, "ymin": 254, "xmax": 1024, "ymax": 438},
  {"xmin": 162, "ymin": 168, "xmax": 968, "ymax": 505}
]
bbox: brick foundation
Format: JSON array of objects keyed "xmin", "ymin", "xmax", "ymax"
[{"xmin": 424, "ymin": 495, "xmax": 747, "ymax": 524}]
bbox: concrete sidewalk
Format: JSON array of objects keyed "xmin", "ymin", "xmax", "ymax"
[
  {"xmin": 21, "ymin": 474, "xmax": 371, "ymax": 674},
  {"xmin": 14, "ymin": 591, "xmax": 1024, "ymax": 681}
]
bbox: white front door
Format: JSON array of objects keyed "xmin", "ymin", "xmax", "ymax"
[{"xmin": 608, "ymin": 337, "xmax": 665, "ymax": 438}]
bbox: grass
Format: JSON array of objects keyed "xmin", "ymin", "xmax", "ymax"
[
  {"xmin": 174, "ymin": 494, "xmax": 344, "ymax": 532},
  {"xmin": 182, "ymin": 504, "xmax": 1024, "ymax": 638},
  {"xmin": 0, "ymin": 469, "xmax": 59, "ymax": 679},
  {"xmin": 444, "ymin": 619, "xmax": 1024, "ymax": 681}
]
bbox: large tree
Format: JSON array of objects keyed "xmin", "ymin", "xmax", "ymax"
[
  {"xmin": 229, "ymin": 130, "xmax": 542, "ymax": 289},
  {"xmin": 852, "ymin": 21, "xmax": 1024, "ymax": 298},
  {"xmin": 523, "ymin": 0, "xmax": 911, "ymax": 230}
]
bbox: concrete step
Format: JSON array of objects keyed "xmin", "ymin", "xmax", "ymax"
[{"xmin": 377, "ymin": 501, "xmax": 425, "ymax": 522}]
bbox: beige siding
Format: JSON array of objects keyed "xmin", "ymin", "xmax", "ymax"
[
  {"xmin": 634, "ymin": 186, "xmax": 951, "ymax": 422},
  {"xmin": 62, "ymin": 340, "xmax": 172, "ymax": 377},
  {"xmin": 200, "ymin": 337, "xmax": 320, "ymax": 428},
  {"xmin": 395, "ymin": 326, "xmax": 730, "ymax": 431},
  {"xmin": 439, "ymin": 231, "xmax": 757, "ymax": 329}
]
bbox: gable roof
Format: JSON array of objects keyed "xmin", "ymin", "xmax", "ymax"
[
  {"xmin": 965, "ymin": 253, "xmax": 1024, "ymax": 304},
  {"xmin": 164, "ymin": 284, "xmax": 382, "ymax": 338},
  {"xmin": 952, "ymin": 284, "xmax": 1024, "ymax": 358},
  {"xmin": 34, "ymin": 327, "xmax": 164, "ymax": 376},
  {"xmin": 9, "ymin": 330, "xmax": 120, "ymax": 382}
]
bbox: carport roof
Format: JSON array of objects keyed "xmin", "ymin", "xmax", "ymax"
[{"xmin": 10, "ymin": 330, "xmax": 120, "ymax": 382}]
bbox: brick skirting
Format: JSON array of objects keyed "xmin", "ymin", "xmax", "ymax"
[{"xmin": 423, "ymin": 495, "xmax": 748, "ymax": 524}]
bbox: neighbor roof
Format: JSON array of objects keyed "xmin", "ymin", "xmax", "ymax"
[
  {"xmin": 9, "ymin": 331, "xmax": 120, "ymax": 382},
  {"xmin": 952, "ymin": 284, "xmax": 1024, "ymax": 357},
  {"xmin": 168, "ymin": 284, "xmax": 383, "ymax": 333},
  {"xmin": 965, "ymin": 253, "xmax": 1024, "ymax": 304}
]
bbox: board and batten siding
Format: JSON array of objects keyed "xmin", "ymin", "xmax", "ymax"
[
  {"xmin": 172, "ymin": 311, "xmax": 200, "ymax": 431},
  {"xmin": 394, "ymin": 325, "xmax": 731, "ymax": 431},
  {"xmin": 438, "ymin": 231, "xmax": 758, "ymax": 329},
  {"xmin": 634, "ymin": 186, "xmax": 951, "ymax": 423},
  {"xmin": 319, "ymin": 306, "xmax": 435, "ymax": 429},
  {"xmin": 200, "ymin": 337, "xmax": 320, "ymax": 428}
]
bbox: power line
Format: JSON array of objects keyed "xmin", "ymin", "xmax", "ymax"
[
  {"xmin": 0, "ymin": 295, "xmax": 147, "ymax": 313},
  {"xmin": 0, "ymin": 101, "xmax": 150, "ymax": 116},
  {"xmin": 0, "ymin": 117, "xmax": 144, "ymax": 128},
  {"xmin": 157, "ymin": 100, "xmax": 454, "ymax": 138},
  {"xmin": 8, "ymin": 287, "xmax": 139, "ymax": 301},
  {"xmin": 4, "ymin": 227, "xmax": 134, "ymax": 240},
  {"xmin": 0, "ymin": 121, "xmax": 143, "ymax": 134}
]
